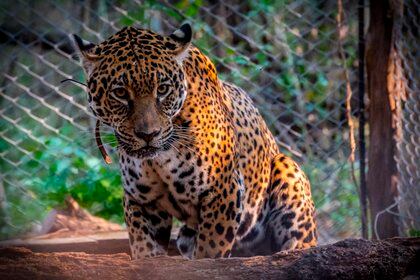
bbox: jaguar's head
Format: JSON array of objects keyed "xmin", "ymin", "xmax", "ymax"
[{"xmin": 73, "ymin": 24, "xmax": 192, "ymax": 159}]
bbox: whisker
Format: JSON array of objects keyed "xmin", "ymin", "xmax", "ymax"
[
  {"xmin": 172, "ymin": 133, "xmax": 195, "ymax": 143},
  {"xmin": 173, "ymin": 129, "xmax": 200, "ymax": 135},
  {"xmin": 173, "ymin": 125, "xmax": 200, "ymax": 132},
  {"xmin": 60, "ymin": 78, "xmax": 88, "ymax": 88},
  {"xmin": 172, "ymin": 133, "xmax": 191, "ymax": 140},
  {"xmin": 168, "ymin": 142, "xmax": 181, "ymax": 155},
  {"xmin": 174, "ymin": 139, "xmax": 196, "ymax": 154}
]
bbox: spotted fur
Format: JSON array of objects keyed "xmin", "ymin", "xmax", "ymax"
[{"xmin": 73, "ymin": 23, "xmax": 317, "ymax": 259}]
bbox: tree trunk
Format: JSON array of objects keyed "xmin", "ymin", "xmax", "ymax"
[{"xmin": 365, "ymin": 0, "xmax": 399, "ymax": 239}]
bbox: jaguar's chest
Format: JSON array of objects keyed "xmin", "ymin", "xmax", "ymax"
[{"xmin": 119, "ymin": 151, "xmax": 209, "ymax": 227}]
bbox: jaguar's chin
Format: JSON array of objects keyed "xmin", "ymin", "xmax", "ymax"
[
  {"xmin": 125, "ymin": 145, "xmax": 162, "ymax": 159},
  {"xmin": 138, "ymin": 146, "xmax": 161, "ymax": 159},
  {"xmin": 117, "ymin": 134, "xmax": 175, "ymax": 159}
]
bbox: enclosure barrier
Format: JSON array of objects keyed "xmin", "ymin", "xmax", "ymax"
[{"xmin": 0, "ymin": 0, "xmax": 418, "ymax": 242}]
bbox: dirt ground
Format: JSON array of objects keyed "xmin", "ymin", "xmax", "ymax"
[
  {"xmin": 0, "ymin": 238, "xmax": 419, "ymax": 280},
  {"xmin": 1, "ymin": 200, "xmax": 418, "ymax": 279}
]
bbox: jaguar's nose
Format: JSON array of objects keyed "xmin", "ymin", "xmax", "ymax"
[{"xmin": 134, "ymin": 128, "xmax": 161, "ymax": 143}]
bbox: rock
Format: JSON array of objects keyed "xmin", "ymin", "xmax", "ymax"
[{"xmin": 37, "ymin": 196, "xmax": 122, "ymax": 238}]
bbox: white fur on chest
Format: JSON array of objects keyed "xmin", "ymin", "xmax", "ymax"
[{"xmin": 118, "ymin": 149, "xmax": 208, "ymax": 227}]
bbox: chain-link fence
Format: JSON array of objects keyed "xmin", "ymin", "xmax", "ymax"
[
  {"xmin": 0, "ymin": 0, "xmax": 367, "ymax": 243},
  {"xmin": 393, "ymin": 0, "xmax": 419, "ymax": 238}
]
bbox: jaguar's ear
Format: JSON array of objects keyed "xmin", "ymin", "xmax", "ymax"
[
  {"xmin": 168, "ymin": 23, "xmax": 192, "ymax": 62},
  {"xmin": 71, "ymin": 34, "xmax": 100, "ymax": 76}
]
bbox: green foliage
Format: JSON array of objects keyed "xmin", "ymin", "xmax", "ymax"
[
  {"xmin": 0, "ymin": 125, "xmax": 123, "ymax": 240},
  {"xmin": 27, "ymin": 135, "xmax": 122, "ymax": 221},
  {"xmin": 408, "ymin": 229, "xmax": 420, "ymax": 237}
]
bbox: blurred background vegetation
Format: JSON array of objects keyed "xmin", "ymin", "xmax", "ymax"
[{"xmin": 0, "ymin": 0, "xmax": 361, "ymax": 242}]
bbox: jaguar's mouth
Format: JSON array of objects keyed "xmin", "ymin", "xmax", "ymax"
[
  {"xmin": 124, "ymin": 145, "xmax": 161, "ymax": 159},
  {"xmin": 136, "ymin": 145, "xmax": 160, "ymax": 158},
  {"xmin": 116, "ymin": 136, "xmax": 161, "ymax": 159},
  {"xmin": 116, "ymin": 132, "xmax": 176, "ymax": 159}
]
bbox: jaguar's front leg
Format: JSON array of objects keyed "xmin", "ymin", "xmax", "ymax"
[
  {"xmin": 123, "ymin": 192, "xmax": 172, "ymax": 259},
  {"xmin": 176, "ymin": 225, "xmax": 197, "ymax": 259},
  {"xmin": 193, "ymin": 175, "xmax": 243, "ymax": 258}
]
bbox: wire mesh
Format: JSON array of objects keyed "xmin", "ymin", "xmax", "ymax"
[
  {"xmin": 0, "ymin": 0, "xmax": 363, "ymax": 243},
  {"xmin": 393, "ymin": 0, "xmax": 420, "ymax": 237}
]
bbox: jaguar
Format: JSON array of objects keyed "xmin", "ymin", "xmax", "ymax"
[{"xmin": 73, "ymin": 23, "xmax": 317, "ymax": 259}]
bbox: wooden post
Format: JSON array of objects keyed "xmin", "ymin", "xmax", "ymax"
[
  {"xmin": 358, "ymin": 0, "xmax": 368, "ymax": 239},
  {"xmin": 365, "ymin": 0, "xmax": 399, "ymax": 238}
]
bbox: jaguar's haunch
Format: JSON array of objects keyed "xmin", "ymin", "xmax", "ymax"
[{"xmin": 73, "ymin": 23, "xmax": 317, "ymax": 259}]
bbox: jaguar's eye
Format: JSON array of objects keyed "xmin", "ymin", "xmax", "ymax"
[
  {"xmin": 157, "ymin": 84, "xmax": 170, "ymax": 97},
  {"xmin": 110, "ymin": 87, "xmax": 129, "ymax": 105}
]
